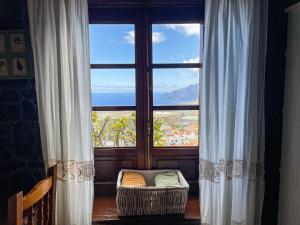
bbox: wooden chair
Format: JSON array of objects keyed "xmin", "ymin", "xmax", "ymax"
[{"xmin": 7, "ymin": 165, "xmax": 57, "ymax": 225}]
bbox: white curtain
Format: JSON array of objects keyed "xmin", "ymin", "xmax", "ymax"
[
  {"xmin": 200, "ymin": 1, "xmax": 268, "ymax": 225},
  {"xmin": 27, "ymin": 0, "xmax": 94, "ymax": 224}
]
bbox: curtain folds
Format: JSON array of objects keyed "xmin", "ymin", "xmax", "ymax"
[
  {"xmin": 200, "ymin": 0, "xmax": 268, "ymax": 225},
  {"xmin": 27, "ymin": 0, "xmax": 94, "ymax": 224}
]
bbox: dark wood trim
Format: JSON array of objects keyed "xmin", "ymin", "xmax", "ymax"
[
  {"xmin": 89, "ymin": 17, "xmax": 136, "ymax": 24},
  {"xmin": 135, "ymin": 13, "xmax": 147, "ymax": 169},
  {"xmin": 151, "ymin": 63, "xmax": 202, "ymax": 68},
  {"xmin": 153, "ymin": 105, "xmax": 199, "ymax": 110},
  {"xmin": 151, "ymin": 148, "xmax": 199, "ymax": 156},
  {"xmin": 151, "ymin": 19, "xmax": 205, "ymax": 24},
  {"xmin": 89, "ymin": 11, "xmax": 137, "ymax": 24},
  {"xmin": 88, "ymin": 0, "xmax": 204, "ymax": 8},
  {"xmin": 92, "ymin": 106, "xmax": 136, "ymax": 111},
  {"xmin": 94, "ymin": 148, "xmax": 137, "ymax": 156},
  {"xmin": 94, "ymin": 182, "xmax": 117, "ymax": 195},
  {"xmin": 89, "ymin": 7, "xmax": 204, "ymax": 24},
  {"xmin": 91, "ymin": 64, "xmax": 135, "ymax": 69},
  {"xmin": 147, "ymin": 14, "xmax": 154, "ymax": 169}
]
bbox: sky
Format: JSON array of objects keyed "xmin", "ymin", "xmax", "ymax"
[{"xmin": 89, "ymin": 23, "xmax": 203, "ymax": 93}]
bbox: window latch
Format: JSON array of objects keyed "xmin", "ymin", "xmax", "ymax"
[{"xmin": 146, "ymin": 120, "xmax": 151, "ymax": 137}]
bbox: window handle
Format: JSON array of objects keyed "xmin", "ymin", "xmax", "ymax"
[{"xmin": 146, "ymin": 120, "xmax": 151, "ymax": 137}]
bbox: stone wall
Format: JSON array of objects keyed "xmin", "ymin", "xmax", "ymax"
[
  {"xmin": 0, "ymin": 80, "xmax": 44, "ymax": 195},
  {"xmin": 0, "ymin": 0, "xmax": 44, "ymax": 222}
]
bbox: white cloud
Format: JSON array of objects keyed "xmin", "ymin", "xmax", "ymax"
[
  {"xmin": 182, "ymin": 57, "xmax": 199, "ymax": 64},
  {"xmin": 164, "ymin": 24, "xmax": 200, "ymax": 36},
  {"xmin": 124, "ymin": 31, "xmax": 166, "ymax": 45},
  {"xmin": 182, "ymin": 57, "xmax": 200, "ymax": 75},
  {"xmin": 152, "ymin": 32, "xmax": 166, "ymax": 43},
  {"xmin": 124, "ymin": 31, "xmax": 135, "ymax": 44}
]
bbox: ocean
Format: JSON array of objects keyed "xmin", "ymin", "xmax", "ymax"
[{"xmin": 92, "ymin": 92, "xmax": 184, "ymax": 106}]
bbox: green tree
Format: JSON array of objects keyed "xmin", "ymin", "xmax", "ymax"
[
  {"xmin": 92, "ymin": 112, "xmax": 109, "ymax": 147},
  {"xmin": 153, "ymin": 118, "xmax": 165, "ymax": 146},
  {"xmin": 111, "ymin": 116, "xmax": 128, "ymax": 147},
  {"xmin": 122, "ymin": 113, "xmax": 136, "ymax": 146}
]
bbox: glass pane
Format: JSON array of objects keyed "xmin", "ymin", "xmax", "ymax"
[
  {"xmin": 153, "ymin": 68, "xmax": 201, "ymax": 106},
  {"xmin": 152, "ymin": 23, "xmax": 202, "ymax": 63},
  {"xmin": 91, "ymin": 69, "xmax": 135, "ymax": 106},
  {"xmin": 89, "ymin": 24, "xmax": 135, "ymax": 64},
  {"xmin": 153, "ymin": 110, "xmax": 199, "ymax": 147},
  {"xmin": 93, "ymin": 111, "xmax": 136, "ymax": 148}
]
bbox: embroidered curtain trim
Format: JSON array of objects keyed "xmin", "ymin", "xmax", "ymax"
[
  {"xmin": 199, "ymin": 159, "xmax": 264, "ymax": 183},
  {"xmin": 46, "ymin": 160, "xmax": 95, "ymax": 182}
]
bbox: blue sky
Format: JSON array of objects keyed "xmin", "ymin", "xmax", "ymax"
[{"xmin": 89, "ymin": 24, "xmax": 202, "ymax": 93}]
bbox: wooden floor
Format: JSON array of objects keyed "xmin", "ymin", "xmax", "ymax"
[{"xmin": 92, "ymin": 195, "xmax": 200, "ymax": 225}]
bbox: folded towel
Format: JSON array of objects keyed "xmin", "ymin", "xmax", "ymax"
[
  {"xmin": 154, "ymin": 172, "xmax": 181, "ymax": 187},
  {"xmin": 121, "ymin": 172, "xmax": 146, "ymax": 187}
]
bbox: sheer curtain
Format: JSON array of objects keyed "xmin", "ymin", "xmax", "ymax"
[
  {"xmin": 27, "ymin": 0, "xmax": 94, "ymax": 224},
  {"xmin": 200, "ymin": 0, "xmax": 268, "ymax": 225}
]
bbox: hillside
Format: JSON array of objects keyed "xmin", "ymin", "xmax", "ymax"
[{"xmin": 162, "ymin": 84, "xmax": 199, "ymax": 103}]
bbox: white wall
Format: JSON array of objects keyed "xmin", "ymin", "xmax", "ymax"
[{"xmin": 278, "ymin": 3, "xmax": 300, "ymax": 225}]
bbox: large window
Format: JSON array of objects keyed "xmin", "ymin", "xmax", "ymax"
[
  {"xmin": 89, "ymin": 7, "xmax": 203, "ymax": 194},
  {"xmin": 89, "ymin": 16, "xmax": 203, "ymax": 151}
]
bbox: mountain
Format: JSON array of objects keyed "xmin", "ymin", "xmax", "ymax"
[{"xmin": 162, "ymin": 84, "xmax": 199, "ymax": 103}]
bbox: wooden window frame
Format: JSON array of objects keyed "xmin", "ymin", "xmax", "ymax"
[
  {"xmin": 89, "ymin": 5, "xmax": 204, "ymax": 194},
  {"xmin": 90, "ymin": 7, "xmax": 203, "ymax": 158},
  {"xmin": 90, "ymin": 19, "xmax": 143, "ymax": 153}
]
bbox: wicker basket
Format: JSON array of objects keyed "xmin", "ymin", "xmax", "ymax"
[{"xmin": 116, "ymin": 169, "xmax": 189, "ymax": 216}]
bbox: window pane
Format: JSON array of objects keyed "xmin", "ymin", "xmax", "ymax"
[
  {"xmin": 153, "ymin": 110, "xmax": 198, "ymax": 147},
  {"xmin": 152, "ymin": 24, "xmax": 202, "ymax": 63},
  {"xmin": 89, "ymin": 24, "xmax": 135, "ymax": 64},
  {"xmin": 91, "ymin": 69, "xmax": 135, "ymax": 106},
  {"xmin": 93, "ymin": 111, "xmax": 136, "ymax": 148},
  {"xmin": 153, "ymin": 68, "xmax": 201, "ymax": 106}
]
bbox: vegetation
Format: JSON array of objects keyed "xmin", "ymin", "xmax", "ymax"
[
  {"xmin": 153, "ymin": 118, "xmax": 165, "ymax": 147},
  {"xmin": 93, "ymin": 111, "xmax": 136, "ymax": 147},
  {"xmin": 92, "ymin": 111, "xmax": 198, "ymax": 148}
]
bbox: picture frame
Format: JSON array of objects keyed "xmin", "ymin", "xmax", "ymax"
[
  {"xmin": 9, "ymin": 33, "xmax": 26, "ymax": 53},
  {"xmin": 0, "ymin": 34, "xmax": 6, "ymax": 54},
  {"xmin": 0, "ymin": 58, "xmax": 9, "ymax": 77},
  {"xmin": 12, "ymin": 57, "xmax": 27, "ymax": 77},
  {"xmin": 0, "ymin": 30, "xmax": 33, "ymax": 79}
]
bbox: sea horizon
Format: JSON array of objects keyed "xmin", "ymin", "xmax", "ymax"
[{"xmin": 92, "ymin": 91, "xmax": 197, "ymax": 106}]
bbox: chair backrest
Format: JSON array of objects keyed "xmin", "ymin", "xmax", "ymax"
[{"xmin": 7, "ymin": 165, "xmax": 57, "ymax": 225}]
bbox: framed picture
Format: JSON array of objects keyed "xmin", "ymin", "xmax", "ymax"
[
  {"xmin": 0, "ymin": 30, "xmax": 33, "ymax": 79},
  {"xmin": 10, "ymin": 33, "xmax": 26, "ymax": 53},
  {"xmin": 12, "ymin": 57, "xmax": 27, "ymax": 76},
  {"xmin": 0, "ymin": 34, "xmax": 6, "ymax": 54},
  {"xmin": 0, "ymin": 58, "xmax": 9, "ymax": 77}
]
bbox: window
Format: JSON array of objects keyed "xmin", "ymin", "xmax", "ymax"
[
  {"xmin": 89, "ymin": 6, "xmax": 204, "ymax": 194},
  {"xmin": 90, "ymin": 24, "xmax": 137, "ymax": 148},
  {"xmin": 90, "ymin": 20, "xmax": 203, "ymax": 149},
  {"xmin": 151, "ymin": 24, "xmax": 202, "ymax": 146}
]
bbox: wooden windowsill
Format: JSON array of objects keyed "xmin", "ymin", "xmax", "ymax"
[{"xmin": 92, "ymin": 195, "xmax": 200, "ymax": 225}]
